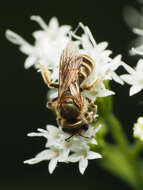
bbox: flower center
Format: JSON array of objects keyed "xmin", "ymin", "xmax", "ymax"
[
  {"xmin": 52, "ymin": 151, "xmax": 59, "ymax": 157},
  {"xmin": 66, "ymin": 142, "xmax": 71, "ymax": 148},
  {"xmin": 139, "ymin": 78, "xmax": 143, "ymax": 84},
  {"xmin": 49, "ymin": 33, "xmax": 57, "ymax": 40},
  {"xmin": 55, "ymin": 132, "xmax": 59, "ymax": 137},
  {"xmin": 82, "ymin": 151, "xmax": 87, "ymax": 158}
]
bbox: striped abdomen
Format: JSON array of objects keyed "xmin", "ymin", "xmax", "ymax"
[{"xmin": 79, "ymin": 55, "xmax": 94, "ymax": 85}]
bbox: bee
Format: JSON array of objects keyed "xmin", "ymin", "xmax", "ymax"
[{"xmin": 41, "ymin": 42, "xmax": 98, "ymax": 137}]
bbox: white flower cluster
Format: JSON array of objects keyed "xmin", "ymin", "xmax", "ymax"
[
  {"xmin": 123, "ymin": 6, "xmax": 143, "ymax": 56},
  {"xmin": 131, "ymin": 28, "xmax": 143, "ymax": 56},
  {"xmin": 121, "ymin": 6, "xmax": 143, "ymax": 95},
  {"xmin": 72, "ymin": 23, "xmax": 124, "ymax": 101},
  {"xmin": 6, "ymin": 16, "xmax": 126, "ymax": 174},
  {"xmin": 6, "ymin": 16, "xmax": 125, "ymax": 101},
  {"xmin": 133, "ymin": 117, "xmax": 143, "ymax": 141},
  {"xmin": 6, "ymin": 16, "xmax": 71, "ymax": 82},
  {"xmin": 24, "ymin": 124, "xmax": 102, "ymax": 174}
]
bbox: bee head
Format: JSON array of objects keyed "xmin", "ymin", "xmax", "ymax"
[
  {"xmin": 62, "ymin": 121, "xmax": 88, "ymax": 135},
  {"xmin": 81, "ymin": 123, "xmax": 88, "ymax": 131}
]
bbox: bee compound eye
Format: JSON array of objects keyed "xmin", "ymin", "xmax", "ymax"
[
  {"xmin": 62, "ymin": 128, "xmax": 68, "ymax": 132},
  {"xmin": 84, "ymin": 113, "xmax": 89, "ymax": 117},
  {"xmin": 81, "ymin": 123, "xmax": 88, "ymax": 131}
]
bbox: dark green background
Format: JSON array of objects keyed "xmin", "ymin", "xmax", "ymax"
[{"xmin": 0, "ymin": 0, "xmax": 143, "ymax": 189}]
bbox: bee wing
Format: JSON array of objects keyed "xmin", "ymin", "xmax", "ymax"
[
  {"xmin": 69, "ymin": 82, "xmax": 82, "ymax": 107},
  {"xmin": 58, "ymin": 42, "xmax": 82, "ymax": 104}
]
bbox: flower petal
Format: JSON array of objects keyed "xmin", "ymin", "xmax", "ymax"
[
  {"xmin": 24, "ymin": 149, "xmax": 53, "ymax": 165},
  {"xmin": 87, "ymin": 151, "xmax": 102, "ymax": 160},
  {"xmin": 122, "ymin": 63, "xmax": 135, "ymax": 74},
  {"xmin": 131, "ymin": 47, "xmax": 143, "ymax": 56},
  {"xmin": 24, "ymin": 55, "xmax": 37, "ymax": 69},
  {"xmin": 24, "ymin": 158, "xmax": 41, "ymax": 165},
  {"xmin": 130, "ymin": 85, "xmax": 142, "ymax": 96},
  {"xmin": 95, "ymin": 124, "xmax": 102, "ymax": 134},
  {"xmin": 30, "ymin": 15, "xmax": 48, "ymax": 31},
  {"xmin": 120, "ymin": 74, "xmax": 134, "ymax": 85},
  {"xmin": 79, "ymin": 158, "xmax": 88, "ymax": 175},
  {"xmin": 136, "ymin": 59, "xmax": 143, "ymax": 71},
  {"xmin": 36, "ymin": 149, "xmax": 54, "ymax": 159},
  {"xmin": 89, "ymin": 138, "xmax": 97, "ymax": 145},
  {"xmin": 49, "ymin": 17, "xmax": 59, "ymax": 32},
  {"xmin": 19, "ymin": 44, "xmax": 34, "ymax": 55},
  {"xmin": 68, "ymin": 153, "xmax": 81, "ymax": 163},
  {"xmin": 112, "ymin": 72, "xmax": 124, "ymax": 85},
  {"xmin": 27, "ymin": 132, "xmax": 46, "ymax": 137},
  {"xmin": 133, "ymin": 28, "xmax": 143, "ymax": 36},
  {"xmin": 97, "ymin": 88, "xmax": 115, "ymax": 97},
  {"xmin": 46, "ymin": 125, "xmax": 59, "ymax": 133},
  {"xmin": 47, "ymin": 88, "xmax": 58, "ymax": 100},
  {"xmin": 48, "ymin": 158, "xmax": 58, "ymax": 174},
  {"xmin": 5, "ymin": 30, "xmax": 27, "ymax": 45},
  {"xmin": 109, "ymin": 55, "xmax": 122, "ymax": 71},
  {"xmin": 97, "ymin": 42, "xmax": 108, "ymax": 51}
]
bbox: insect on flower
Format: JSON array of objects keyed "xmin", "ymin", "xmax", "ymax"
[{"xmin": 41, "ymin": 42, "xmax": 98, "ymax": 138}]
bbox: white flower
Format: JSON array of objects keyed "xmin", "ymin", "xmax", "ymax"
[
  {"xmin": 24, "ymin": 124, "xmax": 102, "ymax": 174},
  {"xmin": 24, "ymin": 148, "xmax": 69, "ymax": 174},
  {"xmin": 121, "ymin": 59, "xmax": 143, "ymax": 95},
  {"xmin": 123, "ymin": 6, "xmax": 143, "ymax": 56},
  {"xmin": 45, "ymin": 125, "xmax": 69, "ymax": 149},
  {"xmin": 28, "ymin": 125, "xmax": 69, "ymax": 149},
  {"xmin": 68, "ymin": 125, "xmax": 102, "ymax": 174},
  {"xmin": 86, "ymin": 124, "xmax": 102, "ymax": 144},
  {"xmin": 68, "ymin": 148, "xmax": 102, "ymax": 174},
  {"xmin": 6, "ymin": 16, "xmax": 71, "ymax": 82},
  {"xmin": 133, "ymin": 117, "xmax": 143, "ymax": 141},
  {"xmin": 130, "ymin": 28, "xmax": 143, "ymax": 56}
]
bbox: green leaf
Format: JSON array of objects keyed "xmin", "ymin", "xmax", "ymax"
[{"xmin": 100, "ymin": 145, "xmax": 143, "ymax": 189}]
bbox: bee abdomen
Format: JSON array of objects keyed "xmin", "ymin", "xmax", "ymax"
[{"xmin": 79, "ymin": 55, "xmax": 94, "ymax": 84}]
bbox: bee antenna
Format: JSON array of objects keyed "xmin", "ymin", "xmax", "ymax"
[
  {"xmin": 65, "ymin": 134, "xmax": 74, "ymax": 142},
  {"xmin": 78, "ymin": 133, "xmax": 90, "ymax": 139}
]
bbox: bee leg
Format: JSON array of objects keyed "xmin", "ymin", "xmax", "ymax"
[
  {"xmin": 65, "ymin": 134, "xmax": 74, "ymax": 141},
  {"xmin": 85, "ymin": 97, "xmax": 97, "ymax": 121},
  {"xmin": 81, "ymin": 79, "xmax": 98, "ymax": 91},
  {"xmin": 46, "ymin": 97, "xmax": 58, "ymax": 109},
  {"xmin": 57, "ymin": 117, "xmax": 62, "ymax": 126},
  {"xmin": 40, "ymin": 65, "xmax": 59, "ymax": 88}
]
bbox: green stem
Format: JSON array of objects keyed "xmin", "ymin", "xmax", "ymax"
[
  {"xmin": 132, "ymin": 140, "xmax": 143, "ymax": 157},
  {"xmin": 104, "ymin": 113, "xmax": 129, "ymax": 153},
  {"xmin": 96, "ymin": 82, "xmax": 143, "ymax": 189},
  {"xmin": 102, "ymin": 114, "xmax": 143, "ymax": 189}
]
